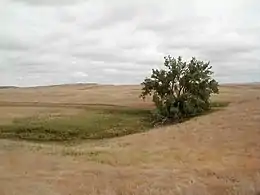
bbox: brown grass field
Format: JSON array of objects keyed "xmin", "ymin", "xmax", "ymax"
[{"xmin": 0, "ymin": 83, "xmax": 260, "ymax": 195}]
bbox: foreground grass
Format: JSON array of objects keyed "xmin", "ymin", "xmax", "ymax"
[{"xmin": 0, "ymin": 107, "xmax": 152, "ymax": 142}]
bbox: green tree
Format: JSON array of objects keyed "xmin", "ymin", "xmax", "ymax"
[{"xmin": 140, "ymin": 55, "xmax": 219, "ymax": 125}]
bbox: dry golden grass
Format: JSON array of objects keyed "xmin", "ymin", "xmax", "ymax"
[{"xmin": 0, "ymin": 83, "xmax": 260, "ymax": 195}]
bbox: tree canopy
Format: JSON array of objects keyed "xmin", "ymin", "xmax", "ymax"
[{"xmin": 140, "ymin": 55, "xmax": 219, "ymax": 125}]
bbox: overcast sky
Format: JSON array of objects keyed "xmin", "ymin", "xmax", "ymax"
[{"xmin": 0, "ymin": 0, "xmax": 260, "ymax": 86}]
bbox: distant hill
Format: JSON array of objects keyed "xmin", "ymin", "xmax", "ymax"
[
  {"xmin": 0, "ymin": 82, "xmax": 259, "ymax": 90},
  {"xmin": 0, "ymin": 86, "xmax": 18, "ymax": 89}
]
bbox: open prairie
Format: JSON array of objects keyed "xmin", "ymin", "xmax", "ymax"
[{"xmin": 0, "ymin": 83, "xmax": 260, "ymax": 195}]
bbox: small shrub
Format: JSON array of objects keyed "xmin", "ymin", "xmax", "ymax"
[{"xmin": 140, "ymin": 55, "xmax": 219, "ymax": 125}]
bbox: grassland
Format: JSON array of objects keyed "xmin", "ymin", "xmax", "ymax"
[
  {"xmin": 0, "ymin": 100, "xmax": 227, "ymax": 142},
  {"xmin": 0, "ymin": 84, "xmax": 154, "ymax": 142},
  {"xmin": 0, "ymin": 83, "xmax": 260, "ymax": 195},
  {"xmin": 0, "ymin": 106, "xmax": 152, "ymax": 142}
]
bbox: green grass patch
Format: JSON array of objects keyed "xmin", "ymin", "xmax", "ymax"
[
  {"xmin": 0, "ymin": 101, "xmax": 229, "ymax": 143},
  {"xmin": 0, "ymin": 107, "xmax": 152, "ymax": 142}
]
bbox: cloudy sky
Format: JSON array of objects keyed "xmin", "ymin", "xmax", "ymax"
[{"xmin": 0, "ymin": 0, "xmax": 260, "ymax": 86}]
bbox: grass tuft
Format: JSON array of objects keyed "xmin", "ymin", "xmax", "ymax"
[{"xmin": 210, "ymin": 101, "xmax": 230, "ymax": 108}]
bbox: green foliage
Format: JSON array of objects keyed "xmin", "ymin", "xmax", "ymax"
[
  {"xmin": 140, "ymin": 55, "xmax": 219, "ymax": 125},
  {"xmin": 0, "ymin": 107, "xmax": 152, "ymax": 142}
]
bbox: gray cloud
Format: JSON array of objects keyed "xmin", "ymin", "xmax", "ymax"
[
  {"xmin": 0, "ymin": 38, "xmax": 31, "ymax": 51},
  {"xmin": 88, "ymin": 5, "xmax": 137, "ymax": 29},
  {"xmin": 11, "ymin": 0, "xmax": 85, "ymax": 6},
  {"xmin": 0, "ymin": 0, "xmax": 260, "ymax": 87}
]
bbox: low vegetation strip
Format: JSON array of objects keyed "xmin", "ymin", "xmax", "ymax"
[
  {"xmin": 0, "ymin": 101, "xmax": 228, "ymax": 143},
  {"xmin": 0, "ymin": 107, "xmax": 152, "ymax": 142},
  {"xmin": 0, "ymin": 101, "xmax": 130, "ymax": 109}
]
